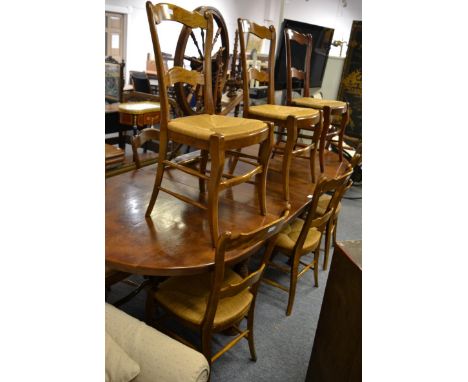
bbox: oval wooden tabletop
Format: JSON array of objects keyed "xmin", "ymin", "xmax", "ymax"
[{"xmin": 106, "ymin": 147, "xmax": 349, "ymax": 276}]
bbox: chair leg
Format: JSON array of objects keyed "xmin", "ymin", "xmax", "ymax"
[
  {"xmin": 207, "ymin": 135, "xmax": 225, "ymax": 246},
  {"xmin": 309, "ymin": 113, "xmax": 323, "ymax": 184},
  {"xmin": 309, "ymin": 145, "xmax": 317, "ymax": 184},
  {"xmin": 256, "ymin": 124, "xmax": 274, "ymax": 215},
  {"xmin": 145, "ymin": 132, "xmax": 168, "ymax": 217},
  {"xmin": 247, "ymin": 304, "xmax": 257, "ymax": 361},
  {"xmin": 199, "ymin": 149, "xmax": 209, "ymax": 193},
  {"xmin": 319, "ymin": 106, "xmax": 331, "ymax": 173},
  {"xmin": 286, "ymin": 254, "xmax": 300, "ymax": 316},
  {"xmin": 337, "ymin": 106, "xmax": 349, "ymax": 163},
  {"xmin": 228, "ymin": 148, "xmax": 241, "ymax": 175},
  {"xmin": 282, "ymin": 117, "xmax": 298, "ymax": 202},
  {"xmin": 313, "ymin": 247, "xmax": 320, "ymax": 287},
  {"xmin": 323, "ymin": 217, "xmax": 334, "ymax": 270},
  {"xmin": 201, "ymin": 329, "xmax": 213, "ymax": 366}
]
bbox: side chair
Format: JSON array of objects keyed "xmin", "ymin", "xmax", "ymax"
[
  {"xmin": 236, "ymin": 19, "xmax": 323, "ymax": 201},
  {"xmin": 284, "ymin": 28, "xmax": 350, "ymax": 172},
  {"xmin": 261, "ymin": 170, "xmax": 353, "ymax": 316},
  {"xmin": 319, "ymin": 153, "xmax": 362, "ymax": 270},
  {"xmin": 147, "ymin": 209, "xmax": 290, "ymax": 365},
  {"xmin": 145, "ymin": 3, "xmax": 275, "ymax": 246}
]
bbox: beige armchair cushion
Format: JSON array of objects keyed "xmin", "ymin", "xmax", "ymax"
[
  {"xmin": 292, "ymin": 97, "xmax": 346, "ymax": 111},
  {"xmin": 275, "ymin": 218, "xmax": 321, "ymax": 252},
  {"xmin": 106, "ymin": 331, "xmax": 140, "ymax": 382},
  {"xmin": 168, "ymin": 114, "xmax": 267, "ymax": 141},
  {"xmin": 249, "ymin": 104, "xmax": 319, "ymax": 120},
  {"xmin": 106, "ymin": 304, "xmax": 209, "ymax": 382},
  {"xmin": 155, "ymin": 268, "xmax": 253, "ymax": 327}
]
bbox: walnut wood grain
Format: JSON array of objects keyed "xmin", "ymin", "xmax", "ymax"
[{"xmin": 106, "ymin": 148, "xmax": 349, "ymax": 276}]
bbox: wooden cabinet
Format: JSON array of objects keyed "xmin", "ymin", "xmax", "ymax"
[{"xmin": 305, "ymin": 240, "xmax": 362, "ymax": 382}]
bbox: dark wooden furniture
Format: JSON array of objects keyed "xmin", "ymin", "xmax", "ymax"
[
  {"xmin": 145, "ymin": 3, "xmax": 275, "ymax": 246},
  {"xmin": 284, "ymin": 27, "xmax": 349, "ymax": 172},
  {"xmin": 105, "ymin": 144, "xmax": 125, "ymax": 169},
  {"xmin": 105, "ymin": 56, "xmax": 125, "ymax": 103},
  {"xmin": 262, "ymin": 168, "xmax": 353, "ymax": 315},
  {"xmin": 106, "ymin": 148, "xmax": 349, "ymax": 277},
  {"xmin": 305, "ymin": 240, "xmax": 361, "ymax": 382},
  {"xmin": 129, "ymin": 71, "xmax": 153, "ymax": 94},
  {"xmin": 106, "ymin": 102, "xmax": 133, "ymax": 150},
  {"xmin": 148, "ymin": 210, "xmax": 289, "ymax": 365},
  {"xmin": 237, "ymin": 19, "xmax": 322, "ymax": 201}
]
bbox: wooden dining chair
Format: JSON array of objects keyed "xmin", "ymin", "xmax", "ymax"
[
  {"xmin": 147, "ymin": 209, "xmax": 289, "ymax": 366},
  {"xmin": 236, "ymin": 19, "xmax": 322, "ymax": 201},
  {"xmin": 319, "ymin": 154, "xmax": 361, "ymax": 270},
  {"xmin": 284, "ymin": 28, "xmax": 350, "ymax": 173},
  {"xmin": 261, "ymin": 171, "xmax": 353, "ymax": 316},
  {"xmin": 146, "ymin": 3, "xmax": 275, "ymax": 246}
]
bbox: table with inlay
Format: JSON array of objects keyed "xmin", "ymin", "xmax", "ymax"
[{"xmin": 106, "ymin": 150, "xmax": 349, "ymax": 277}]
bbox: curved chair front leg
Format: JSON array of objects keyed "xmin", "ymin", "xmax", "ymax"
[
  {"xmin": 337, "ymin": 104, "xmax": 350, "ymax": 162},
  {"xmin": 247, "ymin": 301, "xmax": 257, "ymax": 361},
  {"xmin": 319, "ymin": 106, "xmax": 331, "ymax": 173},
  {"xmin": 256, "ymin": 122, "xmax": 274, "ymax": 215},
  {"xmin": 282, "ymin": 116, "xmax": 298, "ymax": 202},
  {"xmin": 145, "ymin": 130, "xmax": 168, "ymax": 217},
  {"xmin": 286, "ymin": 251, "xmax": 300, "ymax": 316},
  {"xmin": 207, "ymin": 135, "xmax": 226, "ymax": 246}
]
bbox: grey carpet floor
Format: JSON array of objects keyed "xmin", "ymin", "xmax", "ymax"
[{"xmin": 106, "ymin": 183, "xmax": 361, "ymax": 382}]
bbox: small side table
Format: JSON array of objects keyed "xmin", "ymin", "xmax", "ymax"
[{"xmin": 118, "ymin": 102, "xmax": 161, "ymax": 136}]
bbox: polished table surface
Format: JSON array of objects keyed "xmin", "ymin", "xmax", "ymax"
[{"xmin": 106, "ymin": 149, "xmax": 349, "ymax": 276}]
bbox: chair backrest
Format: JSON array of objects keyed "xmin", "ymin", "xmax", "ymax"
[
  {"xmin": 284, "ymin": 28, "xmax": 313, "ymax": 105},
  {"xmin": 201, "ymin": 207, "xmax": 290, "ymax": 330},
  {"xmin": 146, "ymin": 2, "xmax": 214, "ymax": 128},
  {"xmin": 130, "ymin": 71, "xmax": 152, "ymax": 94},
  {"xmin": 293, "ymin": 168, "xmax": 354, "ymax": 254},
  {"xmin": 105, "ymin": 56, "xmax": 125, "ymax": 103},
  {"xmin": 131, "ymin": 128, "xmax": 160, "ymax": 168},
  {"xmin": 237, "ymin": 19, "xmax": 276, "ymax": 113}
]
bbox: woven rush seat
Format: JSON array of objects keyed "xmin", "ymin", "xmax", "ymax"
[
  {"xmin": 145, "ymin": 4, "xmax": 275, "ymax": 246},
  {"xmin": 248, "ymin": 104, "xmax": 319, "ymax": 120},
  {"xmin": 169, "ymin": 114, "xmax": 268, "ymax": 141},
  {"xmin": 275, "ymin": 218, "xmax": 321, "ymax": 252},
  {"xmin": 317, "ymin": 194, "xmax": 342, "ymax": 216},
  {"xmin": 291, "ymin": 98, "xmax": 347, "ymax": 111},
  {"xmin": 155, "ymin": 268, "xmax": 253, "ymax": 327}
]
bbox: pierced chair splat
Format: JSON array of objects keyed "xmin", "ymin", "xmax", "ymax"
[{"xmin": 145, "ymin": 3, "xmax": 275, "ymax": 246}]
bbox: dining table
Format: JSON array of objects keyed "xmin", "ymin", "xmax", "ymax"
[{"xmin": 106, "ymin": 148, "xmax": 349, "ymax": 277}]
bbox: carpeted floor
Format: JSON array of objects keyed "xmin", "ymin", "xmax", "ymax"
[{"xmin": 106, "ymin": 183, "xmax": 361, "ymax": 382}]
